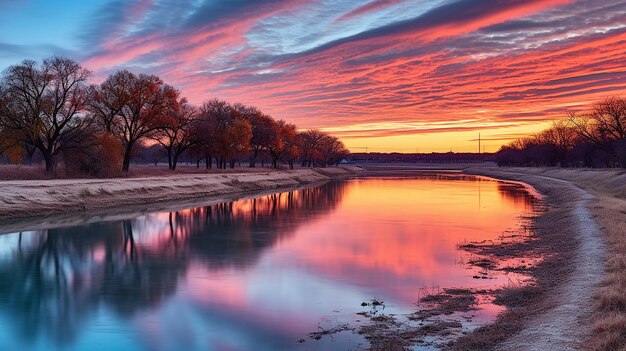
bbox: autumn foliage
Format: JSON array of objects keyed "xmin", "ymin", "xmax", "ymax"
[{"xmin": 0, "ymin": 56, "xmax": 349, "ymax": 175}]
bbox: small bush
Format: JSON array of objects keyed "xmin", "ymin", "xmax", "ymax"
[{"xmin": 63, "ymin": 133, "xmax": 123, "ymax": 177}]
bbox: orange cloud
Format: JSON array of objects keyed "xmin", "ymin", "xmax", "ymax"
[{"xmin": 79, "ymin": 0, "xmax": 626, "ymax": 152}]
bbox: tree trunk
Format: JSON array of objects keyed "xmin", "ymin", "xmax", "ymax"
[
  {"xmin": 122, "ymin": 155, "xmax": 131, "ymax": 172},
  {"xmin": 122, "ymin": 143, "xmax": 134, "ymax": 172},
  {"xmin": 172, "ymin": 153, "xmax": 179, "ymax": 170},
  {"xmin": 26, "ymin": 146, "xmax": 37, "ymax": 165},
  {"xmin": 249, "ymin": 149, "xmax": 259, "ymax": 167},
  {"xmin": 43, "ymin": 150, "xmax": 54, "ymax": 173},
  {"xmin": 167, "ymin": 148, "xmax": 173, "ymax": 170}
]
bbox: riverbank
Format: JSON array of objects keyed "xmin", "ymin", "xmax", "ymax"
[
  {"xmin": 457, "ymin": 167, "xmax": 625, "ymax": 351},
  {"xmin": 357, "ymin": 163, "xmax": 619, "ymax": 350},
  {"xmin": 3, "ymin": 163, "xmax": 622, "ymax": 350},
  {"xmin": 0, "ymin": 167, "xmax": 361, "ymax": 225}
]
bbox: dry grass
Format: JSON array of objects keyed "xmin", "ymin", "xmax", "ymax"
[
  {"xmin": 410, "ymin": 288, "xmax": 479, "ymax": 320},
  {"xmin": 0, "ymin": 164, "xmax": 51, "ymax": 180},
  {"xmin": 447, "ymin": 167, "xmax": 591, "ymax": 350},
  {"xmin": 0, "ymin": 163, "xmax": 293, "ymax": 180},
  {"xmin": 499, "ymin": 168, "xmax": 626, "ymax": 351},
  {"xmin": 587, "ymin": 195, "xmax": 626, "ymax": 351},
  {"xmin": 464, "ymin": 167, "xmax": 626, "ymax": 351}
]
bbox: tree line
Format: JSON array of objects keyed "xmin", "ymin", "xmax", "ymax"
[
  {"xmin": 0, "ymin": 57, "xmax": 349, "ymax": 175},
  {"xmin": 496, "ymin": 96, "xmax": 626, "ymax": 167}
]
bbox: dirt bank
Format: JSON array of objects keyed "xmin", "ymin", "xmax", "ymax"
[
  {"xmin": 0, "ymin": 167, "xmax": 361, "ymax": 225},
  {"xmin": 456, "ymin": 167, "xmax": 610, "ymax": 351}
]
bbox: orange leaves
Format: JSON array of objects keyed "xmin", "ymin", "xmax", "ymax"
[
  {"xmin": 225, "ymin": 118, "xmax": 253, "ymax": 153},
  {"xmin": 0, "ymin": 140, "xmax": 24, "ymax": 164},
  {"xmin": 89, "ymin": 69, "xmax": 183, "ymax": 171}
]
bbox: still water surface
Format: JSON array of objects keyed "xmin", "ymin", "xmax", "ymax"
[{"xmin": 0, "ymin": 175, "xmax": 535, "ymax": 351}]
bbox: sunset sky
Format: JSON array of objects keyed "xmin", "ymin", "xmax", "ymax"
[{"xmin": 1, "ymin": 0, "xmax": 625, "ymax": 152}]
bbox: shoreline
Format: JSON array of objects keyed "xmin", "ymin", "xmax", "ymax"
[
  {"xmin": 455, "ymin": 167, "xmax": 608, "ymax": 350},
  {"xmin": 356, "ymin": 163, "xmax": 614, "ymax": 350},
  {"xmin": 3, "ymin": 163, "xmax": 621, "ymax": 349},
  {"xmin": 0, "ymin": 166, "xmax": 362, "ymax": 228}
]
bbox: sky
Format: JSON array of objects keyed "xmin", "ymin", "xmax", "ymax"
[{"xmin": 1, "ymin": 0, "xmax": 626, "ymax": 153}]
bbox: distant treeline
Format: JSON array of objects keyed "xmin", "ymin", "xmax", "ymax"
[
  {"xmin": 350, "ymin": 152, "xmax": 494, "ymax": 163},
  {"xmin": 496, "ymin": 97, "xmax": 626, "ymax": 168},
  {"xmin": 0, "ymin": 56, "xmax": 349, "ymax": 175}
]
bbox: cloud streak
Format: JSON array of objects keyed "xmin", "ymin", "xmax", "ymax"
[{"xmin": 3, "ymin": 0, "xmax": 626, "ymax": 151}]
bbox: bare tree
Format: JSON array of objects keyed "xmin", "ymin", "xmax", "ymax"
[
  {"xmin": 152, "ymin": 99, "xmax": 198, "ymax": 170},
  {"xmin": 197, "ymin": 99, "xmax": 253, "ymax": 169},
  {"xmin": 223, "ymin": 118, "xmax": 252, "ymax": 168},
  {"xmin": 0, "ymin": 86, "xmax": 16, "ymax": 155},
  {"xmin": 242, "ymin": 109, "xmax": 277, "ymax": 168},
  {"xmin": 267, "ymin": 120, "xmax": 298, "ymax": 169},
  {"xmin": 569, "ymin": 97, "xmax": 626, "ymax": 146},
  {"xmin": 198, "ymin": 99, "xmax": 231, "ymax": 169},
  {"xmin": 87, "ymin": 70, "xmax": 133, "ymax": 133},
  {"xmin": 544, "ymin": 120, "xmax": 578, "ymax": 150},
  {"xmin": 593, "ymin": 97, "xmax": 626, "ymax": 140},
  {"xmin": 281, "ymin": 124, "xmax": 299, "ymax": 169},
  {"xmin": 297, "ymin": 129, "xmax": 325, "ymax": 167},
  {"xmin": 318, "ymin": 134, "xmax": 348, "ymax": 166},
  {"xmin": 0, "ymin": 57, "xmax": 91, "ymax": 172},
  {"xmin": 90, "ymin": 70, "xmax": 177, "ymax": 171}
]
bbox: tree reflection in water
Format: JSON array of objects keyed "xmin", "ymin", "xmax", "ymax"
[{"xmin": 0, "ymin": 181, "xmax": 347, "ymax": 346}]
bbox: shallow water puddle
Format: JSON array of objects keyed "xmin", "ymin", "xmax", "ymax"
[{"xmin": 0, "ymin": 175, "xmax": 537, "ymax": 350}]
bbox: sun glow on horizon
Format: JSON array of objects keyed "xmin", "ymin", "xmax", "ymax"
[{"xmin": 324, "ymin": 120, "xmax": 553, "ymax": 153}]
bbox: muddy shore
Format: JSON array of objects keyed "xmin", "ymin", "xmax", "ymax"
[
  {"xmin": 354, "ymin": 164, "xmax": 611, "ymax": 350},
  {"xmin": 454, "ymin": 167, "xmax": 606, "ymax": 351}
]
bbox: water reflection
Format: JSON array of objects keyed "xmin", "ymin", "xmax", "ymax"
[
  {"xmin": 497, "ymin": 182, "xmax": 538, "ymax": 206},
  {"xmin": 0, "ymin": 176, "xmax": 535, "ymax": 351}
]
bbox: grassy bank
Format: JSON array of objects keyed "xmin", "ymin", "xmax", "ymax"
[
  {"xmin": 0, "ymin": 163, "xmax": 327, "ymax": 180},
  {"xmin": 463, "ymin": 167, "xmax": 626, "ymax": 351}
]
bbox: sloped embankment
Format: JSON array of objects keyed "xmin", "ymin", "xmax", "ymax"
[{"xmin": 0, "ymin": 167, "xmax": 361, "ymax": 223}]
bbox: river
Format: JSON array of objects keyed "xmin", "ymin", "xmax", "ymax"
[{"xmin": 0, "ymin": 174, "xmax": 537, "ymax": 350}]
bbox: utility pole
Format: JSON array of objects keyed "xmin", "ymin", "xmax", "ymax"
[{"xmin": 478, "ymin": 133, "xmax": 481, "ymax": 154}]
